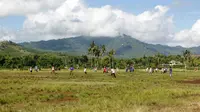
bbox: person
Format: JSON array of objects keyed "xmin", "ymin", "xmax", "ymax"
[
  {"xmin": 146, "ymin": 68, "xmax": 149, "ymax": 73},
  {"xmin": 111, "ymin": 68, "xmax": 116, "ymax": 78},
  {"xmin": 84, "ymin": 67, "xmax": 87, "ymax": 74},
  {"xmin": 30, "ymin": 67, "xmax": 33, "ymax": 74},
  {"xmin": 155, "ymin": 68, "xmax": 158, "ymax": 72},
  {"xmin": 130, "ymin": 66, "xmax": 133, "ymax": 72},
  {"xmin": 103, "ymin": 66, "xmax": 107, "ymax": 73},
  {"xmin": 35, "ymin": 66, "xmax": 38, "ymax": 72},
  {"xmin": 94, "ymin": 67, "xmax": 97, "ymax": 72},
  {"xmin": 51, "ymin": 66, "xmax": 55, "ymax": 74},
  {"xmin": 149, "ymin": 67, "xmax": 153, "ymax": 74},
  {"xmin": 161, "ymin": 68, "xmax": 164, "ymax": 74},
  {"xmin": 169, "ymin": 66, "xmax": 172, "ymax": 77},
  {"xmin": 69, "ymin": 66, "xmax": 74, "ymax": 75}
]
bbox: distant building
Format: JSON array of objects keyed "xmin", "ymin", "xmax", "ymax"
[{"xmin": 169, "ymin": 60, "xmax": 183, "ymax": 66}]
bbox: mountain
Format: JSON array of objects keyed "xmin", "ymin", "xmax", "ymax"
[
  {"xmin": 20, "ymin": 35, "xmax": 195, "ymax": 58},
  {"xmin": 0, "ymin": 41, "xmax": 33, "ymax": 56}
]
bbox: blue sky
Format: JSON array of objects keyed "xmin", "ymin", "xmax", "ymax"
[{"xmin": 1, "ymin": 0, "xmax": 200, "ymax": 31}]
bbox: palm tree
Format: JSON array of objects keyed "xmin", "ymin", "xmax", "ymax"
[
  {"xmin": 88, "ymin": 41, "xmax": 96, "ymax": 68},
  {"xmin": 108, "ymin": 49, "xmax": 115, "ymax": 68},
  {"xmin": 183, "ymin": 50, "xmax": 191, "ymax": 69},
  {"xmin": 100, "ymin": 45, "xmax": 106, "ymax": 67}
]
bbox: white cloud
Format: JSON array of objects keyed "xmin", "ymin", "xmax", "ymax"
[
  {"xmin": 6, "ymin": 0, "xmax": 200, "ymax": 48},
  {"xmin": 8, "ymin": 0, "xmax": 174, "ymax": 44},
  {"xmin": 0, "ymin": 0, "xmax": 66, "ymax": 16},
  {"xmin": 0, "ymin": 27, "xmax": 15, "ymax": 41},
  {"xmin": 171, "ymin": 20, "xmax": 200, "ymax": 47}
]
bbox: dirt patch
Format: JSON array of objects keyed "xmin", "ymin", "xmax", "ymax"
[
  {"xmin": 179, "ymin": 79, "xmax": 200, "ymax": 84},
  {"xmin": 47, "ymin": 96, "xmax": 78, "ymax": 104},
  {"xmin": 174, "ymin": 94, "xmax": 200, "ymax": 99},
  {"xmin": 43, "ymin": 92, "xmax": 78, "ymax": 104}
]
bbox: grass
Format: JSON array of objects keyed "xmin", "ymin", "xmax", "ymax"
[{"xmin": 1, "ymin": 69, "xmax": 200, "ymax": 112}]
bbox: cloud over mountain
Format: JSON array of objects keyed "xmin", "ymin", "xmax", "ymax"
[{"xmin": 0, "ymin": 0, "xmax": 200, "ymax": 47}]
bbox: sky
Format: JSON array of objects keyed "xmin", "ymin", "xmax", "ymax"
[{"xmin": 0, "ymin": 0, "xmax": 200, "ymax": 47}]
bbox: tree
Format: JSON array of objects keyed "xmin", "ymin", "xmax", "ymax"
[
  {"xmin": 100, "ymin": 45, "xmax": 106, "ymax": 67},
  {"xmin": 183, "ymin": 50, "xmax": 191, "ymax": 69},
  {"xmin": 108, "ymin": 49, "xmax": 115, "ymax": 68}
]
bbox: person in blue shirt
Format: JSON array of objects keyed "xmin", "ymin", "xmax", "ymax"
[{"xmin": 69, "ymin": 66, "xmax": 74, "ymax": 75}]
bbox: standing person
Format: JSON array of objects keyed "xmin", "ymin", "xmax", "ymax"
[
  {"xmin": 30, "ymin": 67, "xmax": 33, "ymax": 74},
  {"xmin": 103, "ymin": 66, "xmax": 107, "ymax": 73},
  {"xmin": 51, "ymin": 66, "xmax": 55, "ymax": 74},
  {"xmin": 169, "ymin": 66, "xmax": 173, "ymax": 77},
  {"xmin": 111, "ymin": 68, "xmax": 116, "ymax": 78},
  {"xmin": 84, "ymin": 67, "xmax": 87, "ymax": 74},
  {"xmin": 149, "ymin": 67, "xmax": 153, "ymax": 74},
  {"xmin": 146, "ymin": 68, "xmax": 149, "ymax": 73},
  {"xmin": 35, "ymin": 66, "xmax": 38, "ymax": 72},
  {"xmin": 94, "ymin": 67, "xmax": 97, "ymax": 72},
  {"xmin": 155, "ymin": 68, "xmax": 158, "ymax": 72},
  {"xmin": 69, "ymin": 66, "xmax": 74, "ymax": 75}
]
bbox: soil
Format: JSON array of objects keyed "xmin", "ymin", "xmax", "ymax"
[
  {"xmin": 179, "ymin": 79, "xmax": 200, "ymax": 84},
  {"xmin": 44, "ymin": 92, "xmax": 78, "ymax": 104}
]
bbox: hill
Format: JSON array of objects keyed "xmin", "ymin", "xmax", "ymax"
[
  {"xmin": 20, "ymin": 35, "xmax": 196, "ymax": 58},
  {"xmin": 0, "ymin": 41, "xmax": 32, "ymax": 56}
]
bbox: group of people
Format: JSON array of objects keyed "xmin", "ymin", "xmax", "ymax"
[
  {"xmin": 29, "ymin": 66, "xmax": 39, "ymax": 73},
  {"xmin": 126, "ymin": 65, "xmax": 135, "ymax": 72},
  {"xmin": 146, "ymin": 67, "xmax": 173, "ymax": 77},
  {"xmin": 102, "ymin": 67, "xmax": 116, "ymax": 78},
  {"xmin": 29, "ymin": 64, "xmax": 173, "ymax": 78}
]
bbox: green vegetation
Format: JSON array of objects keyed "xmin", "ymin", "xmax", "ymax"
[
  {"xmin": 1, "ymin": 69, "xmax": 200, "ymax": 112},
  {"xmin": 0, "ymin": 41, "xmax": 31, "ymax": 56},
  {"xmin": 2, "ymin": 38, "xmax": 200, "ymax": 112}
]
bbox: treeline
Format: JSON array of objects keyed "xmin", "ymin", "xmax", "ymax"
[
  {"xmin": 0, "ymin": 41, "xmax": 199, "ymax": 70},
  {"xmin": 0, "ymin": 53, "xmax": 199, "ymax": 70}
]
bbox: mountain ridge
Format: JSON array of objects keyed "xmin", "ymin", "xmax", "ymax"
[{"xmin": 19, "ymin": 35, "xmax": 198, "ymax": 58}]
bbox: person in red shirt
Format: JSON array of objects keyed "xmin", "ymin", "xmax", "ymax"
[{"xmin": 103, "ymin": 66, "xmax": 107, "ymax": 73}]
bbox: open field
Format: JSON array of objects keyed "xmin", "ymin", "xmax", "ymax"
[{"xmin": 1, "ymin": 69, "xmax": 200, "ymax": 112}]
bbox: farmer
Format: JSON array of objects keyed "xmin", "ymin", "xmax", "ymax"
[
  {"xmin": 169, "ymin": 66, "xmax": 172, "ymax": 77},
  {"xmin": 146, "ymin": 68, "xmax": 149, "ymax": 73},
  {"xmin": 84, "ymin": 67, "xmax": 87, "ymax": 74},
  {"xmin": 103, "ymin": 66, "xmax": 107, "ymax": 73},
  {"xmin": 30, "ymin": 67, "xmax": 33, "ymax": 74},
  {"xmin": 149, "ymin": 67, "xmax": 153, "ymax": 74},
  {"xmin": 69, "ymin": 66, "xmax": 74, "ymax": 75},
  {"xmin": 35, "ymin": 66, "xmax": 38, "ymax": 72},
  {"xmin": 94, "ymin": 67, "xmax": 97, "ymax": 72},
  {"xmin": 111, "ymin": 68, "xmax": 116, "ymax": 78},
  {"xmin": 51, "ymin": 66, "xmax": 55, "ymax": 74},
  {"xmin": 155, "ymin": 68, "xmax": 158, "ymax": 72}
]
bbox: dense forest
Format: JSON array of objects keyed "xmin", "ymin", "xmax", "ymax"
[{"xmin": 0, "ymin": 41, "xmax": 199, "ymax": 70}]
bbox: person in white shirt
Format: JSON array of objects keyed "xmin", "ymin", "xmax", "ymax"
[
  {"xmin": 111, "ymin": 68, "xmax": 116, "ymax": 78},
  {"xmin": 51, "ymin": 66, "xmax": 55, "ymax": 74},
  {"xmin": 149, "ymin": 67, "xmax": 153, "ymax": 74},
  {"xmin": 146, "ymin": 68, "xmax": 149, "ymax": 73},
  {"xmin": 155, "ymin": 68, "xmax": 158, "ymax": 72},
  {"xmin": 84, "ymin": 67, "xmax": 87, "ymax": 74},
  {"xmin": 30, "ymin": 67, "xmax": 33, "ymax": 74}
]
